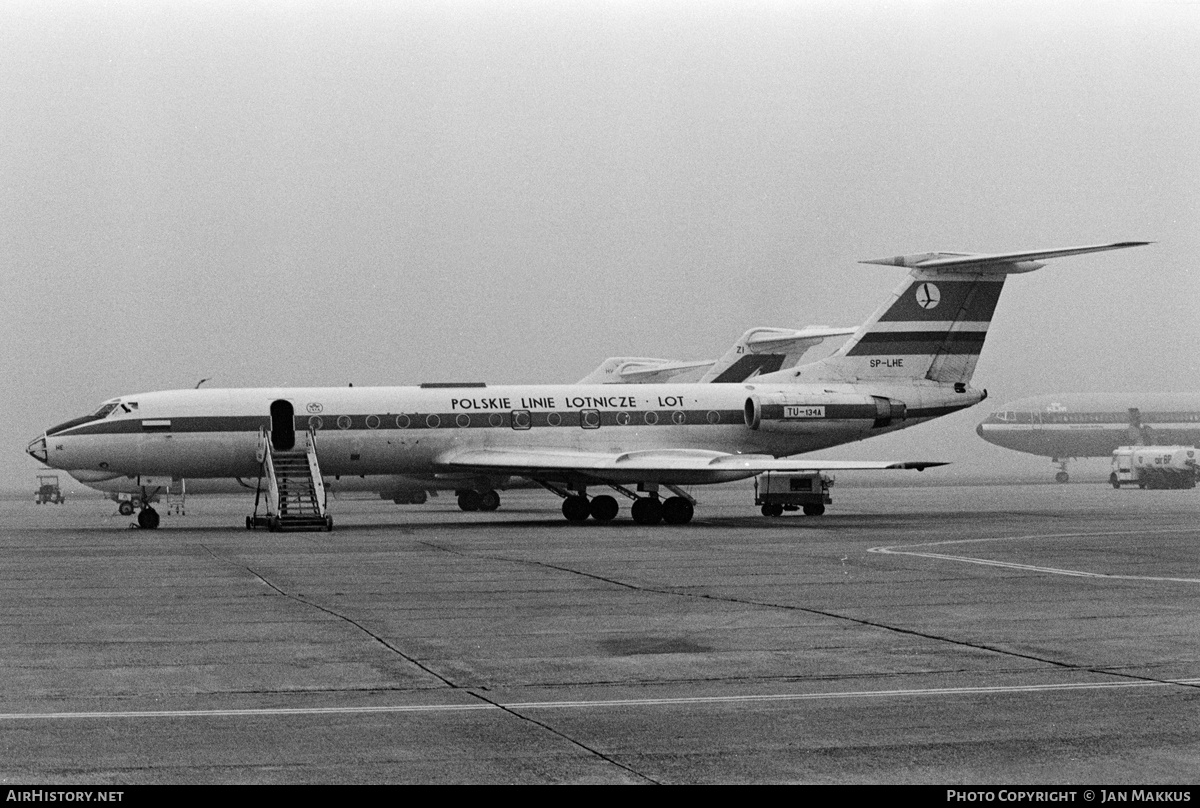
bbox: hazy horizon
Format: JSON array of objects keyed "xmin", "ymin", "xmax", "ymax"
[{"xmin": 5, "ymin": 1, "xmax": 1198, "ymax": 494}]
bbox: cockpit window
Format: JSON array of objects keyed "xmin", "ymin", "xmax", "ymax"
[
  {"xmin": 119, "ymin": 401, "xmax": 138, "ymax": 413},
  {"xmin": 91, "ymin": 402, "xmax": 120, "ymax": 418}
]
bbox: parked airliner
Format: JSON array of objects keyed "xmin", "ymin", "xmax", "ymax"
[
  {"xmin": 70, "ymin": 324, "xmax": 856, "ymax": 516},
  {"xmin": 976, "ymin": 392, "xmax": 1200, "ymax": 482},
  {"xmin": 28, "ymin": 242, "xmax": 1147, "ymax": 528}
]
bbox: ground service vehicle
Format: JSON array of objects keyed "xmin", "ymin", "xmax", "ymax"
[
  {"xmin": 34, "ymin": 474, "xmax": 64, "ymax": 504},
  {"xmin": 755, "ymin": 471, "xmax": 832, "ymax": 516},
  {"xmin": 1110, "ymin": 446, "xmax": 1199, "ymax": 489}
]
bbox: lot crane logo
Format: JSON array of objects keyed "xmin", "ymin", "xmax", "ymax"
[
  {"xmin": 306, "ymin": 403, "xmax": 324, "ymax": 414},
  {"xmin": 915, "ymin": 282, "xmax": 940, "ymax": 309}
]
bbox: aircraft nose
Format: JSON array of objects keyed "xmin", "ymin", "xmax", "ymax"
[
  {"xmin": 975, "ymin": 422, "xmax": 986, "ymax": 439},
  {"xmin": 27, "ymin": 435, "xmax": 48, "ymax": 463}
]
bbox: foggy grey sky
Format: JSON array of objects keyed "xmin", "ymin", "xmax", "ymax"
[{"xmin": 4, "ymin": 0, "xmax": 1198, "ymax": 492}]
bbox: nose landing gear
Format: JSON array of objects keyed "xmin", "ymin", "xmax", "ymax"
[{"xmin": 1052, "ymin": 457, "xmax": 1071, "ymax": 483}]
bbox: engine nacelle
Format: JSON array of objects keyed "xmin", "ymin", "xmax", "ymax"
[{"xmin": 744, "ymin": 392, "xmax": 906, "ymax": 432}]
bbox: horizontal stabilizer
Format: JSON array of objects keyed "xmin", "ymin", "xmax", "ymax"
[
  {"xmin": 743, "ymin": 326, "xmax": 857, "ymax": 353},
  {"xmin": 861, "ymin": 241, "xmax": 1150, "ymax": 272},
  {"xmin": 576, "ymin": 357, "xmax": 714, "ymax": 385}
]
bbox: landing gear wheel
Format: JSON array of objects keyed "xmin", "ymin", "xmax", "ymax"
[
  {"xmin": 802, "ymin": 503, "xmax": 826, "ymax": 516},
  {"xmin": 457, "ymin": 490, "xmax": 482, "ymax": 511},
  {"xmin": 479, "ymin": 490, "xmax": 501, "ymax": 512},
  {"xmin": 562, "ymin": 496, "xmax": 590, "ymax": 523},
  {"xmin": 268, "ymin": 515, "xmax": 281, "ymax": 533},
  {"xmin": 118, "ymin": 501, "xmax": 135, "ymax": 516},
  {"xmin": 631, "ymin": 497, "xmax": 663, "ymax": 525},
  {"xmin": 412, "ymin": 490, "xmax": 428, "ymax": 505},
  {"xmin": 1110, "ymin": 473, "xmax": 1121, "ymax": 489},
  {"xmin": 589, "ymin": 495, "xmax": 619, "ymax": 523},
  {"xmin": 325, "ymin": 515, "xmax": 334, "ymax": 532},
  {"xmin": 1055, "ymin": 471, "xmax": 1069, "ymax": 484},
  {"xmin": 662, "ymin": 496, "xmax": 694, "ymax": 525},
  {"xmin": 137, "ymin": 508, "xmax": 160, "ymax": 530},
  {"xmin": 761, "ymin": 503, "xmax": 784, "ymax": 517},
  {"xmin": 246, "ymin": 516, "xmax": 253, "ymax": 530}
]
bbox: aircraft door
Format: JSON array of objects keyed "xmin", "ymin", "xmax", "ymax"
[{"xmin": 270, "ymin": 400, "xmax": 296, "ymax": 451}]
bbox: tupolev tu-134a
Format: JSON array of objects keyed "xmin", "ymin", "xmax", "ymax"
[
  {"xmin": 67, "ymin": 322, "xmax": 857, "ymax": 514},
  {"xmin": 27, "ymin": 242, "xmax": 1148, "ymax": 529}
]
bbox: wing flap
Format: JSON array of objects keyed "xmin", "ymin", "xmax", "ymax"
[{"xmin": 439, "ymin": 448, "xmax": 945, "ymax": 480}]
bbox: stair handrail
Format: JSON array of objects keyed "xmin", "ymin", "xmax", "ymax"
[
  {"xmin": 303, "ymin": 427, "xmax": 327, "ymax": 517},
  {"xmin": 262, "ymin": 431, "xmax": 279, "ymax": 518}
]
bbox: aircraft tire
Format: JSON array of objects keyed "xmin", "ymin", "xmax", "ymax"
[
  {"xmin": 631, "ymin": 497, "xmax": 663, "ymax": 525},
  {"xmin": 325, "ymin": 515, "xmax": 334, "ymax": 532},
  {"xmin": 1055, "ymin": 471, "xmax": 1069, "ymax": 484},
  {"xmin": 562, "ymin": 496, "xmax": 590, "ymax": 523},
  {"xmin": 118, "ymin": 501, "xmax": 135, "ymax": 516},
  {"xmin": 761, "ymin": 503, "xmax": 783, "ymax": 517},
  {"xmin": 412, "ymin": 490, "xmax": 428, "ymax": 505},
  {"xmin": 588, "ymin": 495, "xmax": 618, "ymax": 523},
  {"xmin": 802, "ymin": 503, "xmax": 826, "ymax": 516},
  {"xmin": 662, "ymin": 496, "xmax": 694, "ymax": 525},
  {"xmin": 479, "ymin": 490, "xmax": 501, "ymax": 511},
  {"xmin": 457, "ymin": 490, "xmax": 482, "ymax": 511},
  {"xmin": 1110, "ymin": 474, "xmax": 1121, "ymax": 489},
  {"xmin": 137, "ymin": 508, "xmax": 160, "ymax": 530}
]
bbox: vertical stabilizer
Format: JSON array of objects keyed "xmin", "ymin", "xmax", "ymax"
[{"xmin": 790, "ymin": 242, "xmax": 1148, "ymax": 385}]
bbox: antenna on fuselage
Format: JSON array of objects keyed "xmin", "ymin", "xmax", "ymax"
[{"xmin": 195, "ymin": 378, "xmax": 210, "ymax": 389}]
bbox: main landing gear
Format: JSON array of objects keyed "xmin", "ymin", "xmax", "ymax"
[
  {"xmin": 544, "ymin": 482, "xmax": 695, "ymax": 525},
  {"xmin": 137, "ymin": 507, "xmax": 160, "ymax": 530},
  {"xmin": 457, "ymin": 489, "xmax": 501, "ymax": 512}
]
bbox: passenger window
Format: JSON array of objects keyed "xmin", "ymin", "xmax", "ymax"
[{"xmin": 511, "ymin": 410, "xmax": 531, "ymax": 430}]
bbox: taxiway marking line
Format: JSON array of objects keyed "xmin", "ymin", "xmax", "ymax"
[
  {"xmin": 4, "ymin": 678, "xmax": 1199, "ymax": 721},
  {"xmin": 870, "ymin": 528, "xmax": 1200, "ymax": 583}
]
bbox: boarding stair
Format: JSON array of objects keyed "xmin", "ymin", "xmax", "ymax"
[{"xmin": 248, "ymin": 428, "xmax": 332, "ymax": 532}]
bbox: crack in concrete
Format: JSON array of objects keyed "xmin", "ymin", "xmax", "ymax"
[{"xmin": 199, "ymin": 543, "xmax": 658, "ymax": 784}]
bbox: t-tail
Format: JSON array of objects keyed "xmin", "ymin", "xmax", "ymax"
[{"xmin": 788, "ymin": 242, "xmax": 1150, "ymax": 386}]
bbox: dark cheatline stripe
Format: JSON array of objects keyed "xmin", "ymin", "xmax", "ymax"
[
  {"xmin": 53, "ymin": 401, "xmax": 982, "ymax": 438},
  {"xmin": 709, "ymin": 354, "xmax": 786, "ymax": 383},
  {"xmin": 907, "ymin": 402, "xmax": 976, "ymax": 419},
  {"xmin": 46, "ymin": 415, "xmax": 106, "ymax": 436},
  {"xmin": 61, "ymin": 416, "xmax": 269, "ymax": 436},
  {"xmin": 878, "ymin": 280, "xmax": 1005, "ymax": 323},
  {"xmin": 846, "ymin": 331, "xmax": 987, "ymax": 356}
]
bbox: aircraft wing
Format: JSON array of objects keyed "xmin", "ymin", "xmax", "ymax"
[{"xmin": 438, "ymin": 447, "xmax": 944, "ymax": 485}]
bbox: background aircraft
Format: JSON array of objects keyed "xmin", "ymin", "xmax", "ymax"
[
  {"xmin": 976, "ymin": 392, "xmax": 1200, "ymax": 482},
  {"xmin": 578, "ymin": 325, "xmax": 856, "ymax": 385}
]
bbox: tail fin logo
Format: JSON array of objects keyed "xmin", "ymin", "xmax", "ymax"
[{"xmin": 915, "ymin": 282, "xmax": 940, "ymax": 309}]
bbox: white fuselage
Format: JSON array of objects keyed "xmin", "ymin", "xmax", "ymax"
[
  {"xmin": 32, "ymin": 381, "xmax": 979, "ymax": 485},
  {"xmin": 976, "ymin": 393, "xmax": 1200, "ymax": 459}
]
